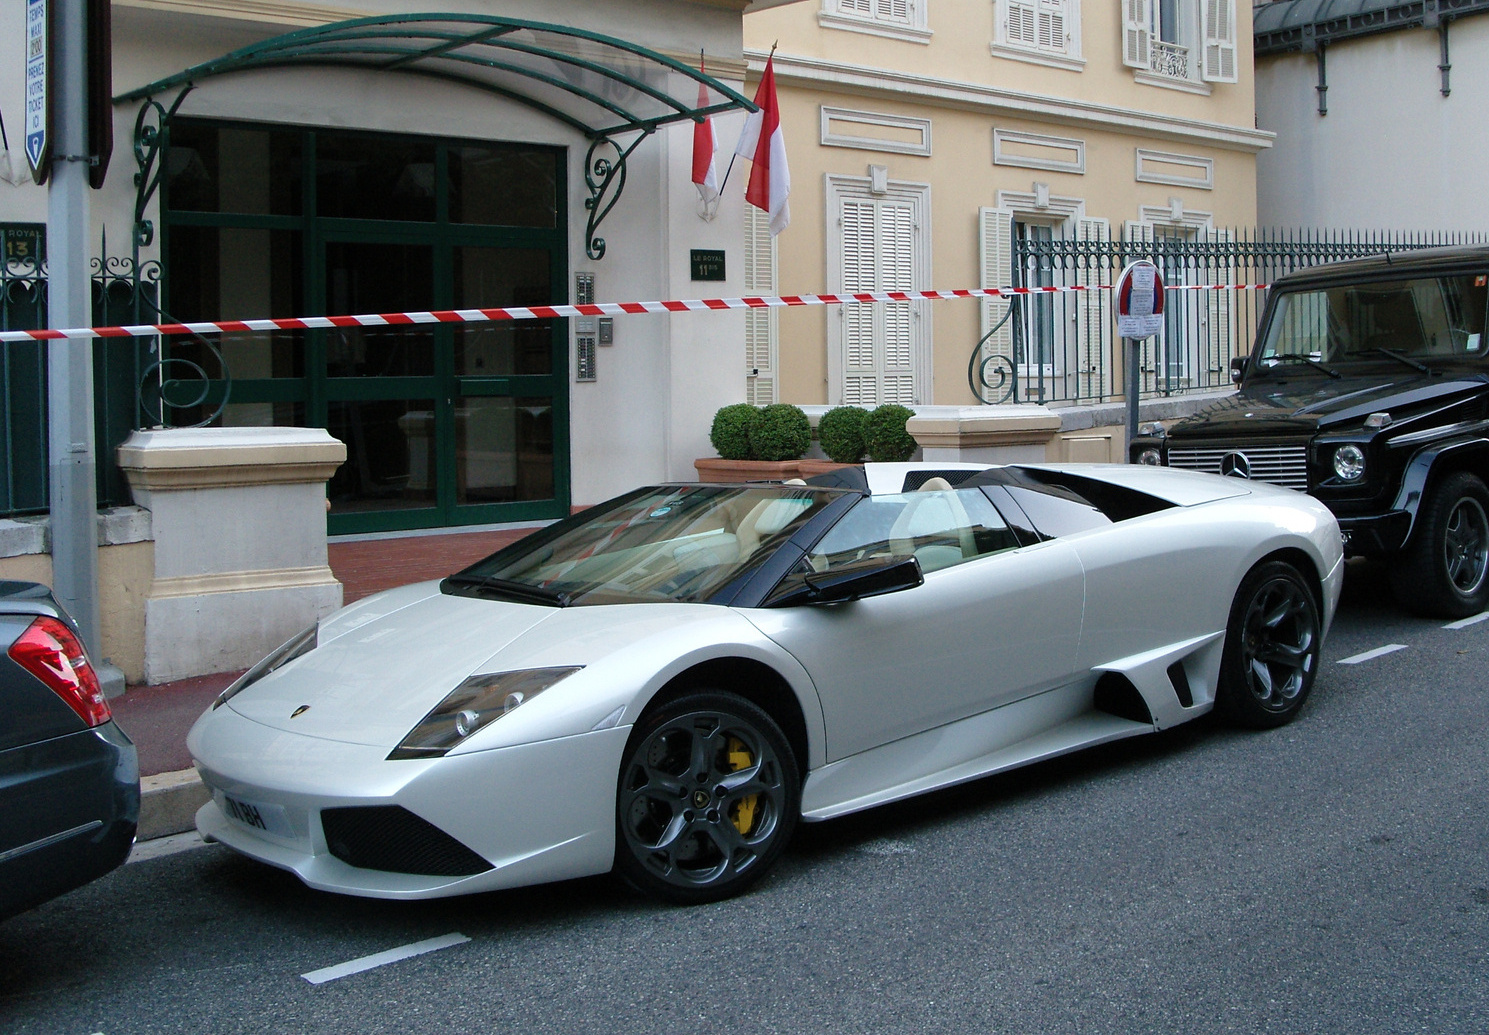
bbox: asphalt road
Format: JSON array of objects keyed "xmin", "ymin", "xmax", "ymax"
[{"xmin": 4, "ymin": 560, "xmax": 1487, "ymax": 1034}]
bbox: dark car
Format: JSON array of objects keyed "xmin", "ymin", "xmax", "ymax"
[
  {"xmin": 1131, "ymin": 246, "xmax": 1489, "ymax": 617},
  {"xmin": 0, "ymin": 581, "xmax": 138, "ymax": 920}
]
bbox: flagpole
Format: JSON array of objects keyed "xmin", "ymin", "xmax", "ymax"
[{"xmin": 719, "ymin": 41, "xmax": 776, "ymax": 196}]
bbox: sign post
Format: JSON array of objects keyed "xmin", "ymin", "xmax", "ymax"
[{"xmin": 1115, "ymin": 259, "xmax": 1165, "ymax": 454}]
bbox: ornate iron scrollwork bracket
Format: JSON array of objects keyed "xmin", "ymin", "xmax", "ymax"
[
  {"xmin": 138, "ymin": 336, "xmax": 231, "ymax": 429},
  {"xmin": 583, "ymin": 131, "xmax": 650, "ymax": 261},
  {"xmin": 967, "ymin": 300, "xmax": 1020, "ymax": 405},
  {"xmin": 131, "ymin": 86, "xmax": 194, "ymax": 250}
]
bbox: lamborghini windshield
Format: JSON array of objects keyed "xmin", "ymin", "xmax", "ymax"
[
  {"xmin": 1256, "ymin": 273, "xmax": 1489, "ymax": 372},
  {"xmin": 449, "ymin": 485, "xmax": 838, "ymax": 604}
]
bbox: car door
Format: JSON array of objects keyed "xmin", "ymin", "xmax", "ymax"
[{"xmin": 743, "ymin": 487, "xmax": 1085, "ymax": 762}]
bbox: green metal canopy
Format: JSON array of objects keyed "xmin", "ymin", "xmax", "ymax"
[
  {"xmin": 116, "ymin": 13, "xmax": 755, "ymax": 138},
  {"xmin": 116, "ymin": 14, "xmax": 758, "ymax": 260}
]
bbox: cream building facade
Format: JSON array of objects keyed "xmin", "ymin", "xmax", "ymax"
[{"xmin": 741, "ymin": 0, "xmax": 1271, "ymax": 421}]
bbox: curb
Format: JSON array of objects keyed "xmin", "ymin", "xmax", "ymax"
[{"xmin": 139, "ymin": 769, "xmax": 209, "ymax": 841}]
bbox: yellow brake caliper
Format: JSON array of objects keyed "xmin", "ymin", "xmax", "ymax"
[{"xmin": 726, "ymin": 736, "xmax": 759, "ymax": 836}]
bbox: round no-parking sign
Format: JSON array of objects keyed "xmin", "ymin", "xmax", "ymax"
[{"xmin": 1116, "ymin": 260, "xmax": 1164, "ymax": 339}]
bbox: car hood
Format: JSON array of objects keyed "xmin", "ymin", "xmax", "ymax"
[
  {"xmin": 219, "ymin": 582, "xmax": 739, "ymax": 749},
  {"xmin": 1167, "ymin": 373, "xmax": 1489, "ymax": 439}
]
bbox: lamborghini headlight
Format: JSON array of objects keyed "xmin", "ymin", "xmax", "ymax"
[
  {"xmin": 213, "ymin": 624, "xmax": 318, "ymax": 709},
  {"xmin": 388, "ymin": 666, "xmax": 583, "ymax": 760}
]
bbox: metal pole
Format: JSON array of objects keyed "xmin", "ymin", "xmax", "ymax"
[
  {"xmin": 1126, "ymin": 338, "xmax": 1140, "ymax": 453},
  {"xmin": 46, "ymin": 0, "xmax": 102, "ymax": 655}
]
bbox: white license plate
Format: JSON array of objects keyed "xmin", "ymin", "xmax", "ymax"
[{"xmin": 218, "ymin": 792, "xmax": 294, "ymax": 839}]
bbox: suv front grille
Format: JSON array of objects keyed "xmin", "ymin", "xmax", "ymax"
[{"xmin": 1167, "ymin": 443, "xmax": 1310, "ymax": 491}]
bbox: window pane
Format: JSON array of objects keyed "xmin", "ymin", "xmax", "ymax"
[
  {"xmin": 316, "ymin": 133, "xmax": 436, "ymax": 222},
  {"xmin": 808, "ymin": 489, "xmax": 1018, "ymax": 573},
  {"xmin": 449, "ymin": 146, "xmax": 558, "ymax": 228},
  {"xmin": 324, "ymin": 242, "xmax": 435, "ymax": 377},
  {"xmin": 165, "ymin": 226, "xmax": 306, "ymax": 379},
  {"xmin": 456, "ymin": 396, "xmax": 554, "ymax": 504},
  {"xmin": 327, "ymin": 399, "xmax": 438, "ymax": 513},
  {"xmin": 453, "ymin": 247, "xmax": 554, "ymax": 376},
  {"xmin": 166, "ymin": 121, "xmax": 302, "ymax": 215}
]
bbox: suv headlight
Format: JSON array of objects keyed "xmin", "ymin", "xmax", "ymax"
[
  {"xmin": 1136, "ymin": 447, "xmax": 1163, "ymax": 466},
  {"xmin": 389, "ymin": 666, "xmax": 583, "ymax": 759},
  {"xmin": 1333, "ymin": 444, "xmax": 1366, "ymax": 481}
]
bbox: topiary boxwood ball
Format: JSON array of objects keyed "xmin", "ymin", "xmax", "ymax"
[
  {"xmin": 816, "ymin": 405, "xmax": 869, "ymax": 464},
  {"xmin": 749, "ymin": 404, "xmax": 812, "ymax": 462},
  {"xmin": 710, "ymin": 403, "xmax": 761, "ymax": 460},
  {"xmin": 863, "ymin": 404, "xmax": 917, "ymax": 462}
]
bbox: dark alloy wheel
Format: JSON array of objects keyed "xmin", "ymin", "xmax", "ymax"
[
  {"xmin": 1391, "ymin": 472, "xmax": 1489, "ymax": 619},
  {"xmin": 615, "ymin": 692, "xmax": 799, "ymax": 904},
  {"xmin": 1215, "ymin": 561, "xmax": 1321, "ymax": 729}
]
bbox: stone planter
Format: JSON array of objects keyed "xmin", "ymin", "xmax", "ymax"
[{"xmin": 694, "ymin": 458, "xmax": 801, "ymax": 483}]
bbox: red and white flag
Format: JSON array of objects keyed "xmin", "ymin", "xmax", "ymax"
[
  {"xmin": 734, "ymin": 55, "xmax": 790, "ymax": 236},
  {"xmin": 690, "ymin": 66, "xmax": 719, "ymax": 212}
]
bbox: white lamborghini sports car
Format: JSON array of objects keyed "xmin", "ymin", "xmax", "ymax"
[{"xmin": 189, "ymin": 462, "xmax": 1344, "ymax": 904}]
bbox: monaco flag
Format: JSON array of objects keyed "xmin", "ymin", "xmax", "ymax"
[
  {"xmin": 690, "ymin": 70, "xmax": 719, "ymax": 210},
  {"xmin": 734, "ymin": 55, "xmax": 790, "ymax": 236}
]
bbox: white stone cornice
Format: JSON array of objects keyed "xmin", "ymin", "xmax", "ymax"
[{"xmin": 745, "ymin": 50, "xmax": 1275, "ymax": 154}]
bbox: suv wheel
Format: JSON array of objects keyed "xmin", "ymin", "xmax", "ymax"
[{"xmin": 1391, "ymin": 471, "xmax": 1489, "ymax": 618}]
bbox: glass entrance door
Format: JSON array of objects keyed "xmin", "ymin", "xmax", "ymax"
[
  {"xmin": 161, "ymin": 119, "xmax": 569, "ymax": 534},
  {"xmin": 319, "ymin": 236, "xmax": 568, "ymax": 531}
]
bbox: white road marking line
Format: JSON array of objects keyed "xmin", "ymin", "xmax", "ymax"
[
  {"xmin": 301, "ymin": 933, "xmax": 471, "ymax": 985},
  {"xmin": 1337, "ymin": 644, "xmax": 1409, "ymax": 665},
  {"xmin": 127, "ymin": 830, "xmax": 211, "ymax": 863},
  {"xmin": 1443, "ymin": 611, "xmax": 1489, "ymax": 630}
]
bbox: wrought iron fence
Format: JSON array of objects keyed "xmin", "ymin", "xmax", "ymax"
[
  {"xmin": 0, "ymin": 250, "xmax": 159, "ymax": 516},
  {"xmin": 971, "ymin": 226, "xmax": 1489, "ymax": 407}
]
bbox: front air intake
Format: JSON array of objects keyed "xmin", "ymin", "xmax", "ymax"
[{"xmin": 321, "ymin": 805, "xmax": 492, "ymax": 876}]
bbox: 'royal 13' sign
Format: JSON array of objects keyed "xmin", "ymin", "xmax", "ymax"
[{"xmin": 24, "ymin": 0, "xmax": 48, "ymax": 185}]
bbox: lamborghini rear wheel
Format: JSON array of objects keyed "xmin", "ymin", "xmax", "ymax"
[{"xmin": 615, "ymin": 692, "xmax": 799, "ymax": 904}]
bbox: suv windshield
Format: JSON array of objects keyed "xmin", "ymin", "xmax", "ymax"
[
  {"xmin": 449, "ymin": 485, "xmax": 838, "ymax": 605},
  {"xmin": 1257, "ymin": 273, "xmax": 1489, "ymax": 371}
]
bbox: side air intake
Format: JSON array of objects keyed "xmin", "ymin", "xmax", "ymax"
[
  {"xmin": 321, "ymin": 805, "xmax": 492, "ymax": 876},
  {"xmin": 1092, "ymin": 672, "xmax": 1153, "ymax": 725}
]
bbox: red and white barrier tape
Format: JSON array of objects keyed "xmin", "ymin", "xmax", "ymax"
[{"xmin": 0, "ymin": 282, "xmax": 1272, "ymax": 343}]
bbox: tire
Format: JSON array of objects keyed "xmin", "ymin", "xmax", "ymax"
[
  {"xmin": 1215, "ymin": 561, "xmax": 1322, "ymax": 729},
  {"xmin": 615, "ymin": 692, "xmax": 800, "ymax": 904},
  {"xmin": 1390, "ymin": 472, "xmax": 1489, "ymax": 619}
]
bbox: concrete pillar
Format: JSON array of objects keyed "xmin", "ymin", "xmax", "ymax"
[
  {"xmin": 906, "ymin": 406, "xmax": 1062, "ymax": 464},
  {"xmin": 116, "ymin": 427, "xmax": 346, "ymax": 683}
]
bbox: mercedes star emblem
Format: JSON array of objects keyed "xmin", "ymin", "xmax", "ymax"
[{"xmin": 1219, "ymin": 451, "xmax": 1252, "ymax": 479}]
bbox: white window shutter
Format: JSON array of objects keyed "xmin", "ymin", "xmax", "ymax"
[
  {"xmin": 1205, "ymin": 227, "xmax": 1235, "ymax": 375},
  {"xmin": 876, "ymin": 0, "xmax": 910, "ymax": 24},
  {"xmin": 881, "ymin": 200, "xmax": 917, "ymax": 404},
  {"xmin": 1201, "ymin": 0, "xmax": 1238, "ymax": 83},
  {"xmin": 1037, "ymin": 0, "xmax": 1066, "ymax": 52},
  {"xmin": 979, "ymin": 207, "xmax": 1016, "ymax": 366},
  {"xmin": 1006, "ymin": 0, "xmax": 1038, "ymax": 45},
  {"xmin": 841, "ymin": 198, "xmax": 880, "ymax": 405},
  {"xmin": 1075, "ymin": 217, "xmax": 1111, "ymax": 399},
  {"xmin": 744, "ymin": 205, "xmax": 778, "ymax": 404},
  {"xmin": 1122, "ymin": 0, "xmax": 1152, "ymax": 70},
  {"xmin": 839, "ymin": 0, "xmax": 874, "ymax": 16}
]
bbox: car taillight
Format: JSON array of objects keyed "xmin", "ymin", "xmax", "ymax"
[{"xmin": 8, "ymin": 616, "xmax": 110, "ymax": 727}]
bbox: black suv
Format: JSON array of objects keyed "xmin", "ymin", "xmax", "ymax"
[{"xmin": 1130, "ymin": 246, "xmax": 1489, "ymax": 617}]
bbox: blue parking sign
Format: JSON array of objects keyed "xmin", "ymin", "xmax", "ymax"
[{"xmin": 24, "ymin": 0, "xmax": 48, "ymax": 183}]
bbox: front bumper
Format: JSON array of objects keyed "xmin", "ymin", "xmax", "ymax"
[
  {"xmin": 1336, "ymin": 510, "xmax": 1411, "ymax": 556},
  {"xmin": 189, "ymin": 704, "xmax": 629, "ymax": 899}
]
